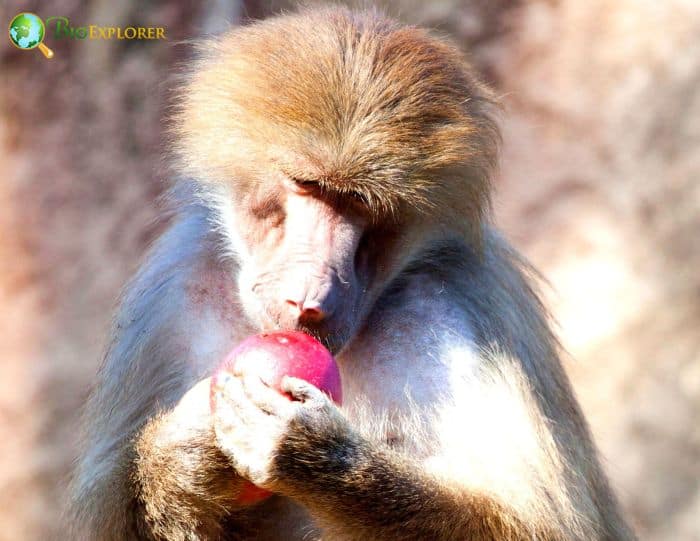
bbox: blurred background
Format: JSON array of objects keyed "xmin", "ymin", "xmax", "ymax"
[{"xmin": 1, "ymin": 0, "xmax": 698, "ymax": 539}]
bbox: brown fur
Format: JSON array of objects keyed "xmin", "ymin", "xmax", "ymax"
[
  {"xmin": 271, "ymin": 399, "xmax": 560, "ymax": 541},
  {"xmin": 171, "ymin": 6, "xmax": 498, "ymax": 244},
  {"xmin": 69, "ymin": 7, "xmax": 636, "ymax": 541},
  {"xmin": 133, "ymin": 410, "xmax": 239, "ymax": 539}
]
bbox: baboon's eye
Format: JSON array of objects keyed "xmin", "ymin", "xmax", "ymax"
[
  {"xmin": 349, "ymin": 191, "xmax": 369, "ymax": 206},
  {"xmin": 292, "ymin": 177, "xmax": 317, "ymax": 188},
  {"xmin": 290, "ymin": 177, "xmax": 319, "ymax": 190},
  {"xmin": 286, "ymin": 176, "xmax": 320, "ymax": 194}
]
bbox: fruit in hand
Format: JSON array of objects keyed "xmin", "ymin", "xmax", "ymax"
[{"xmin": 210, "ymin": 331, "xmax": 342, "ymax": 504}]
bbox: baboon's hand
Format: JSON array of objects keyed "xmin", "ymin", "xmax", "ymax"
[
  {"xmin": 212, "ymin": 370, "xmax": 343, "ymax": 490},
  {"xmin": 153, "ymin": 377, "xmax": 214, "ymax": 443}
]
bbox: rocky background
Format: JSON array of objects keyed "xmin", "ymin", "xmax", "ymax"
[{"xmin": 1, "ymin": 1, "xmax": 698, "ymax": 539}]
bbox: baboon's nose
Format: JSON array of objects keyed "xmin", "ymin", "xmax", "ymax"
[{"xmin": 284, "ymin": 299, "xmax": 326, "ymax": 324}]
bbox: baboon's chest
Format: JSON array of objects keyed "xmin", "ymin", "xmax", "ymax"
[{"xmin": 337, "ymin": 318, "xmax": 480, "ymax": 455}]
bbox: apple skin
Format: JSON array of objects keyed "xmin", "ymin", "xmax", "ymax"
[{"xmin": 210, "ymin": 331, "xmax": 343, "ymax": 505}]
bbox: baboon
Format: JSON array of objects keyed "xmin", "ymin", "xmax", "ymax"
[{"xmin": 71, "ymin": 7, "xmax": 636, "ymax": 541}]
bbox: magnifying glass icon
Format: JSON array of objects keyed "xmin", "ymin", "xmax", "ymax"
[{"xmin": 8, "ymin": 12, "xmax": 54, "ymax": 59}]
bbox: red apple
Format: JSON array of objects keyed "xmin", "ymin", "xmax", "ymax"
[{"xmin": 210, "ymin": 331, "xmax": 343, "ymax": 504}]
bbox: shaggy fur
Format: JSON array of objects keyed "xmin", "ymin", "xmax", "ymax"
[
  {"xmin": 171, "ymin": 7, "xmax": 498, "ymax": 244},
  {"xmin": 69, "ymin": 7, "xmax": 636, "ymax": 541}
]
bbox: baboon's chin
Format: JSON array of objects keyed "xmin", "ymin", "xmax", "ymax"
[{"xmin": 294, "ymin": 324, "xmax": 353, "ymax": 356}]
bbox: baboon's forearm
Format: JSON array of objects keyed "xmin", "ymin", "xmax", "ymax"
[
  {"xmin": 132, "ymin": 410, "xmax": 245, "ymax": 540},
  {"xmin": 272, "ymin": 413, "xmax": 552, "ymax": 541}
]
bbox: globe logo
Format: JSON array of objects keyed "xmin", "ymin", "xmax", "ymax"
[{"xmin": 8, "ymin": 12, "xmax": 54, "ymax": 58}]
